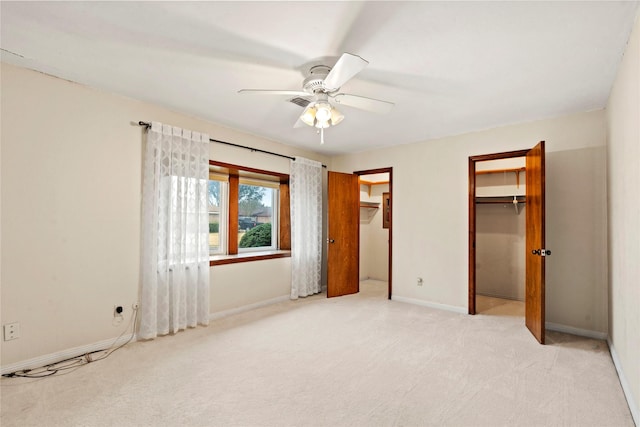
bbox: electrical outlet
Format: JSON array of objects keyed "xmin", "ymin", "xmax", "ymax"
[
  {"xmin": 113, "ymin": 305, "xmax": 124, "ymax": 317},
  {"xmin": 3, "ymin": 323, "xmax": 20, "ymax": 341},
  {"xmin": 417, "ymin": 277, "xmax": 423, "ymax": 286}
]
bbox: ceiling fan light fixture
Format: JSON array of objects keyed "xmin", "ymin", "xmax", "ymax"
[
  {"xmin": 300, "ymin": 105, "xmax": 317, "ymax": 127},
  {"xmin": 315, "ymin": 103, "xmax": 332, "ymax": 122},
  {"xmin": 330, "ymin": 107, "xmax": 344, "ymax": 126},
  {"xmin": 314, "ymin": 120, "xmax": 330, "ymax": 129}
]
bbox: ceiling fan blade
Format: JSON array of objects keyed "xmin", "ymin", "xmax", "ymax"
[
  {"xmin": 322, "ymin": 53, "xmax": 368, "ymax": 91},
  {"xmin": 293, "ymin": 117, "xmax": 307, "ymax": 128},
  {"xmin": 332, "ymin": 93, "xmax": 394, "ymax": 114},
  {"xmin": 238, "ymin": 89, "xmax": 309, "ymax": 96}
]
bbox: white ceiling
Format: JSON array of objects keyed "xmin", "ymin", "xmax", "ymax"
[{"xmin": 1, "ymin": 1, "xmax": 638, "ymax": 155}]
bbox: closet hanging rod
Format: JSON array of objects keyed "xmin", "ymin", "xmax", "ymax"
[
  {"xmin": 475, "ymin": 200, "xmax": 526, "ymax": 204},
  {"xmin": 137, "ymin": 121, "xmax": 326, "ymax": 168}
]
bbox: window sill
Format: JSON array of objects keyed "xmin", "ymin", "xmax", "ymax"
[{"xmin": 210, "ymin": 250, "xmax": 291, "ymax": 266}]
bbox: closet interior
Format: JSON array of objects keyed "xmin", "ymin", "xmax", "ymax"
[
  {"xmin": 359, "ymin": 173, "xmax": 389, "ymax": 283},
  {"xmin": 475, "ymin": 157, "xmax": 526, "ymax": 311}
]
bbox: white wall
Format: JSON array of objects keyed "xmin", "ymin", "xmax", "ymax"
[
  {"xmin": 332, "ymin": 109, "xmax": 608, "ymax": 334},
  {"xmin": 359, "ymin": 175, "xmax": 389, "ymax": 281},
  {"xmin": 476, "ymin": 204, "xmax": 526, "ymax": 301},
  {"xmin": 476, "ymin": 158, "xmax": 526, "ymax": 198},
  {"xmin": 0, "ymin": 63, "xmax": 329, "ymax": 366},
  {"xmin": 606, "ymin": 12, "xmax": 640, "ymax": 423}
]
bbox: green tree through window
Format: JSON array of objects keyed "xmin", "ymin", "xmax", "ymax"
[
  {"xmin": 239, "ymin": 223, "xmax": 272, "ymax": 248},
  {"xmin": 238, "ymin": 183, "xmax": 274, "ymax": 249}
]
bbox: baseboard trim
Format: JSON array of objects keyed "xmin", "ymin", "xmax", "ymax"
[
  {"xmin": 391, "ymin": 296, "xmax": 467, "ymax": 314},
  {"xmin": 209, "ymin": 295, "xmax": 290, "ymax": 321},
  {"xmin": 1, "ymin": 334, "xmax": 136, "ymax": 376},
  {"xmin": 477, "ymin": 291, "xmax": 524, "ymax": 302},
  {"xmin": 545, "ymin": 322, "xmax": 607, "ymax": 340},
  {"xmin": 608, "ymin": 339, "xmax": 639, "ymax": 426}
]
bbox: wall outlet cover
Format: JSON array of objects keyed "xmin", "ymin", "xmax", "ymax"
[{"xmin": 3, "ymin": 323, "xmax": 20, "ymax": 341}]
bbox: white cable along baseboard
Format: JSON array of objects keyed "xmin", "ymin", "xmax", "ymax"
[
  {"xmin": 2, "ymin": 295, "xmax": 291, "ymax": 376},
  {"xmin": 1, "ymin": 334, "xmax": 136, "ymax": 376}
]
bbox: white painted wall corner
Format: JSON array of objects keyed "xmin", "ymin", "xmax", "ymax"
[{"xmin": 608, "ymin": 339, "xmax": 639, "ymax": 426}]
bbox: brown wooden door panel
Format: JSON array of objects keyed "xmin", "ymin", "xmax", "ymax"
[
  {"xmin": 525, "ymin": 141, "xmax": 546, "ymax": 344},
  {"xmin": 327, "ymin": 171, "xmax": 359, "ymax": 297}
]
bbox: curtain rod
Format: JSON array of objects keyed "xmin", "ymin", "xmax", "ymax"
[{"xmin": 138, "ymin": 121, "xmax": 326, "ymax": 168}]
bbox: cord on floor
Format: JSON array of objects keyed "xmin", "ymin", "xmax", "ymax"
[{"xmin": 2, "ymin": 306, "xmax": 139, "ymax": 379}]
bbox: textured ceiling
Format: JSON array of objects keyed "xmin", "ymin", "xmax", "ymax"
[{"xmin": 1, "ymin": 1, "xmax": 638, "ymax": 155}]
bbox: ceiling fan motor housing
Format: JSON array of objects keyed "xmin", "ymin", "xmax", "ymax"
[{"xmin": 303, "ymin": 65, "xmax": 332, "ymax": 94}]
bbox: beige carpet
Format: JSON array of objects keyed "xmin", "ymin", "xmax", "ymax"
[{"xmin": 1, "ymin": 280, "xmax": 633, "ymax": 426}]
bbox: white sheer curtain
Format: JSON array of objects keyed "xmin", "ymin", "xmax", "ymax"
[
  {"xmin": 290, "ymin": 157, "xmax": 323, "ymax": 299},
  {"xmin": 139, "ymin": 122, "xmax": 210, "ymax": 339}
]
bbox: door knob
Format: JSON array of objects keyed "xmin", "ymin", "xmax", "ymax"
[
  {"xmin": 531, "ymin": 249, "xmax": 551, "ymax": 256},
  {"xmin": 328, "ymin": 239, "xmax": 335, "ymax": 244}
]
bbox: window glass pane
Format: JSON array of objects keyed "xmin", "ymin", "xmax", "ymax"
[
  {"xmin": 208, "ymin": 180, "xmax": 222, "ymax": 254},
  {"xmin": 238, "ymin": 183, "xmax": 275, "ymax": 250}
]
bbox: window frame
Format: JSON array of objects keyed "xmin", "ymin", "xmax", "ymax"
[{"xmin": 208, "ymin": 160, "xmax": 291, "ymax": 266}]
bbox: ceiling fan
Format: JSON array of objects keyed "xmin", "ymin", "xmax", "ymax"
[{"xmin": 238, "ymin": 53, "xmax": 394, "ymax": 144}]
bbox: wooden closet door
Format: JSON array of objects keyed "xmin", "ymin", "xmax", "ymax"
[
  {"xmin": 525, "ymin": 141, "xmax": 546, "ymax": 344},
  {"xmin": 327, "ymin": 171, "xmax": 359, "ymax": 298}
]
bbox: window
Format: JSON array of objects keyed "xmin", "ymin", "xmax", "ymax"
[
  {"xmin": 208, "ymin": 176, "xmax": 228, "ymax": 255},
  {"xmin": 238, "ymin": 181, "xmax": 278, "ymax": 251},
  {"xmin": 208, "ymin": 161, "xmax": 291, "ymax": 264}
]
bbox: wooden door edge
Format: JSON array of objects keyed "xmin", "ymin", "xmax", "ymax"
[{"xmin": 468, "ymin": 158, "xmax": 476, "ymax": 314}]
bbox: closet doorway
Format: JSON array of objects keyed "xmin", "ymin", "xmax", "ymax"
[
  {"xmin": 356, "ymin": 168, "xmax": 392, "ymax": 300},
  {"xmin": 474, "ymin": 157, "xmax": 526, "ymax": 318},
  {"xmin": 469, "ymin": 142, "xmax": 547, "ymax": 344}
]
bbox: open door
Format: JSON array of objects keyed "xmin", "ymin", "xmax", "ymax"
[
  {"xmin": 525, "ymin": 141, "xmax": 546, "ymax": 344},
  {"xmin": 327, "ymin": 171, "xmax": 359, "ymax": 298},
  {"xmin": 469, "ymin": 142, "xmax": 547, "ymax": 344}
]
